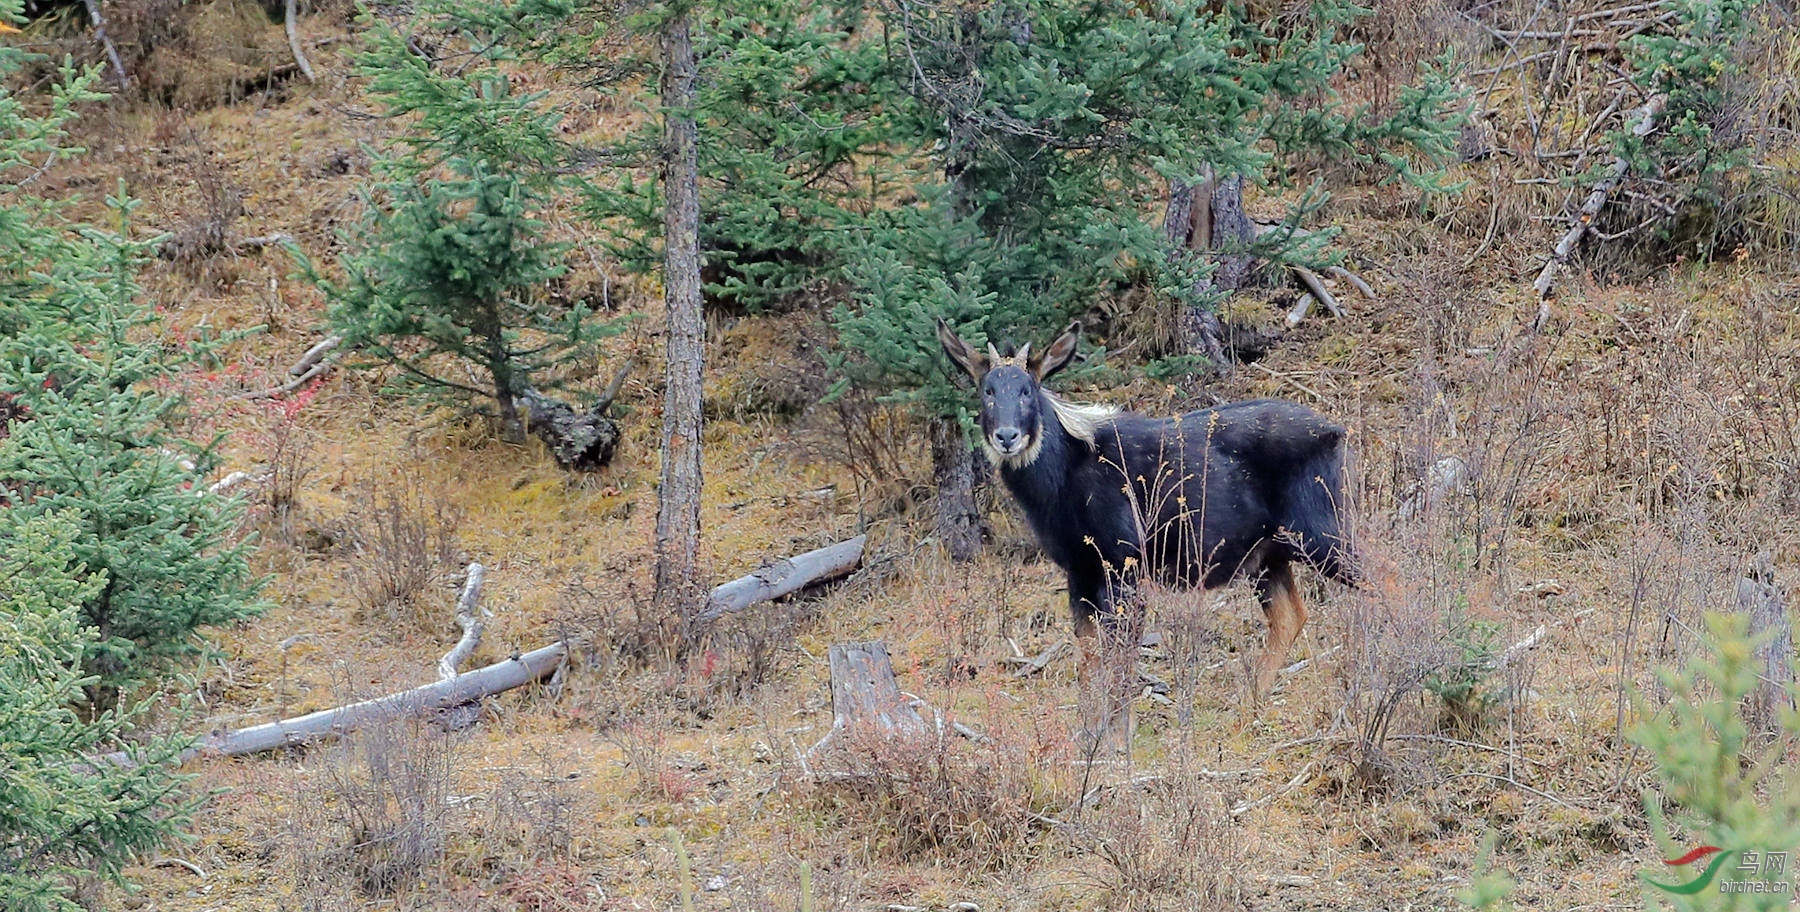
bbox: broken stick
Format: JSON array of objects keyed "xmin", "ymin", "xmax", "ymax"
[{"xmin": 438, "ymin": 563, "xmax": 489, "ymax": 680}]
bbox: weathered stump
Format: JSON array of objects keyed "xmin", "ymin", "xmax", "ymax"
[
  {"xmin": 828, "ymin": 642, "xmax": 925, "ymax": 737},
  {"xmin": 1738, "ymin": 553, "xmax": 1794, "ymax": 737},
  {"xmin": 520, "ymin": 390, "xmax": 621, "ymax": 471}
]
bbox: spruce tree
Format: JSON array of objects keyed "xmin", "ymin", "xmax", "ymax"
[
  {"xmin": 311, "ymin": 0, "xmax": 626, "ymax": 445},
  {"xmin": 0, "ymin": 38, "xmax": 264, "ymax": 703},
  {"xmin": 0, "ymin": 514, "xmax": 194, "ymax": 912}
]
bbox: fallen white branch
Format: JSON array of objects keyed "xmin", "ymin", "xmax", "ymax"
[
  {"xmin": 284, "ymin": 0, "xmax": 316, "ymax": 82},
  {"xmin": 1278, "ymin": 645, "xmax": 1341, "ymax": 678},
  {"xmin": 1291, "ymin": 266, "xmax": 1346, "ymax": 318},
  {"xmin": 1285, "ymin": 293, "xmax": 1317, "ymax": 329},
  {"xmin": 290, "ymin": 335, "xmax": 342, "ymax": 376},
  {"xmin": 1494, "ymin": 625, "xmax": 1547, "ymax": 671},
  {"xmin": 1230, "ymin": 761, "xmax": 1315, "ymax": 817},
  {"xmin": 438, "ymin": 563, "xmax": 489, "ymax": 680},
  {"xmin": 1006, "ymin": 640, "xmax": 1072, "ymax": 678},
  {"xmin": 196, "ymin": 643, "xmax": 567, "ymax": 758}
]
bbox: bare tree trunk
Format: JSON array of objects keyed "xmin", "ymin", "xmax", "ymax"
[
  {"xmin": 652, "ymin": 2, "xmax": 706, "ymax": 635},
  {"xmin": 1165, "ymin": 169, "xmax": 1233, "ymax": 366},
  {"xmin": 929, "ymin": 416, "xmax": 980, "ymax": 562},
  {"xmin": 82, "ymin": 0, "xmax": 130, "ymax": 88}
]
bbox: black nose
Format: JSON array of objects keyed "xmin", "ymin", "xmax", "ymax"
[{"xmin": 994, "ymin": 428, "xmax": 1021, "ymax": 450}]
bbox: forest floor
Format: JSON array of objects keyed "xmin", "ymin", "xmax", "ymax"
[{"xmin": 24, "ymin": 5, "xmax": 1799, "ymax": 911}]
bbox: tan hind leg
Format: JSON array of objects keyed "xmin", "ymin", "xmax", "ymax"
[{"xmin": 1254, "ymin": 562, "xmax": 1308, "ymax": 697}]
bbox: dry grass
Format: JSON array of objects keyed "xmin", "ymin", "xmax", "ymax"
[{"xmin": 36, "ymin": 7, "xmax": 1796, "ymax": 911}]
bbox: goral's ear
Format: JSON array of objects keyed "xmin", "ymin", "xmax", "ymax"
[
  {"xmin": 1030, "ymin": 321, "xmax": 1081, "ymax": 380},
  {"xmin": 936, "ymin": 318, "xmax": 989, "ymax": 382}
]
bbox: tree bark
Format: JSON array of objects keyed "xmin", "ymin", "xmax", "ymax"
[
  {"xmin": 652, "ymin": 3, "xmax": 707, "ymax": 631},
  {"xmin": 1738, "ymin": 553, "xmax": 1794, "ymax": 737},
  {"xmin": 696, "ymin": 535, "xmax": 867, "ymax": 624},
  {"xmin": 929, "ymin": 416, "xmax": 981, "ymax": 562},
  {"xmin": 1165, "ymin": 169, "xmax": 1232, "ymax": 366}
]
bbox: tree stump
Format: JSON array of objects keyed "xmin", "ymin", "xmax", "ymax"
[
  {"xmin": 827, "ymin": 642, "xmax": 925, "ymax": 738},
  {"xmin": 520, "ymin": 390, "xmax": 621, "ymax": 471},
  {"xmin": 1737, "ymin": 553, "xmax": 1794, "ymax": 737}
]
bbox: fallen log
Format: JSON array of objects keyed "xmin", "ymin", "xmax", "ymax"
[
  {"xmin": 195, "ymin": 642, "xmax": 567, "ymax": 759},
  {"xmin": 696, "ymin": 534, "xmax": 868, "ymax": 624},
  {"xmin": 1530, "ymin": 93, "xmax": 1667, "ymax": 331}
]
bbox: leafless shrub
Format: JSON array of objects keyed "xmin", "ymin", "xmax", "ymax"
[
  {"xmin": 810, "ymin": 706, "xmax": 1075, "ymax": 869},
  {"xmin": 1074, "ymin": 782, "xmax": 1244, "ymax": 912},
  {"xmin": 482, "ymin": 746, "xmax": 582, "ymax": 866},
  {"xmin": 828, "ymin": 391, "xmax": 926, "ymax": 521},
  {"xmin": 605, "ymin": 715, "xmax": 697, "ymax": 802},
  {"xmin": 150, "ymin": 117, "xmax": 244, "ymax": 284},
  {"xmin": 348, "ymin": 472, "xmax": 464, "ymax": 629},
  {"xmin": 287, "ymin": 715, "xmax": 460, "ymax": 906}
]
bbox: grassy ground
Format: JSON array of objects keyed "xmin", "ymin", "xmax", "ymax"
[{"xmin": 19, "ymin": 4, "xmax": 1798, "ymax": 910}]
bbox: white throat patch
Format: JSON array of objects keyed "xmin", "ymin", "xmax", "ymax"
[{"xmin": 986, "ymin": 392, "xmax": 1119, "ymax": 470}]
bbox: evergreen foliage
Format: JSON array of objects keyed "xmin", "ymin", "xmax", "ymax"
[
  {"xmin": 1633, "ymin": 612, "xmax": 1799, "ymax": 912},
  {"xmin": 0, "ymin": 513, "xmax": 195, "ymax": 912},
  {"xmin": 1615, "ymin": 0, "xmax": 1753, "ymax": 214},
  {"xmin": 834, "ymin": 0, "xmax": 1467, "ymax": 424},
  {"xmin": 587, "ymin": 0, "xmax": 903, "ymax": 313},
  {"xmin": 0, "ymin": 30, "xmax": 264, "ymax": 702},
  {"xmin": 312, "ymin": 0, "xmax": 627, "ymax": 443},
  {"xmin": 1608, "ymin": 0, "xmax": 1767, "ymax": 255}
]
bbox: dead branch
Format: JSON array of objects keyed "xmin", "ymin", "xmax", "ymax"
[
  {"xmin": 1326, "ymin": 266, "xmax": 1376, "ymax": 300},
  {"xmin": 1278, "ymin": 645, "xmax": 1341, "ymax": 678},
  {"xmin": 207, "ymin": 470, "xmax": 268, "ymax": 497},
  {"xmin": 594, "ymin": 356, "xmax": 636, "ymax": 416},
  {"xmin": 290, "ymin": 334, "xmax": 341, "ymax": 376},
  {"xmin": 1005, "ymin": 640, "xmax": 1072, "ymax": 678},
  {"xmin": 1285, "ymin": 293, "xmax": 1317, "ymax": 329},
  {"xmin": 1530, "ymin": 93, "xmax": 1667, "ymax": 331},
  {"xmin": 696, "ymin": 535, "xmax": 867, "ymax": 624},
  {"xmin": 438, "ymin": 563, "xmax": 488, "ymax": 680},
  {"xmin": 284, "ymin": 0, "xmax": 316, "ymax": 83},
  {"xmin": 1494, "ymin": 625, "xmax": 1548, "ymax": 670},
  {"xmin": 233, "ymin": 359, "xmax": 333, "ymax": 400},
  {"xmin": 1230, "ymin": 761, "xmax": 1316, "ymax": 817},
  {"xmin": 1290, "ymin": 266, "xmax": 1346, "ymax": 318},
  {"xmin": 236, "ymin": 233, "xmax": 296, "ymax": 252},
  {"xmin": 82, "ymin": 0, "xmax": 129, "ymax": 87}
]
